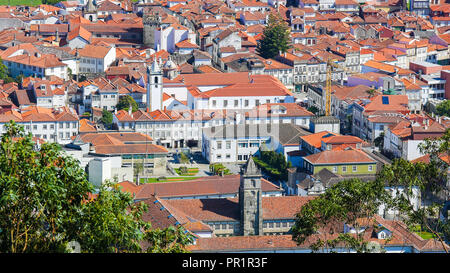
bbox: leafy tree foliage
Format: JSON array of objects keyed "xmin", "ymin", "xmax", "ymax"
[
  {"xmin": 117, "ymin": 95, "xmax": 139, "ymax": 113},
  {"xmin": 178, "ymin": 166, "xmax": 189, "ymax": 175},
  {"xmin": 133, "ymin": 162, "xmax": 144, "ymax": 183},
  {"xmin": 292, "ymin": 179, "xmax": 392, "ymax": 253},
  {"xmin": 0, "ymin": 121, "xmax": 193, "ymax": 253},
  {"xmin": 377, "ymin": 130, "xmax": 450, "ymax": 253},
  {"xmin": 0, "ymin": 121, "xmax": 93, "ymax": 252},
  {"xmin": 307, "ymin": 106, "xmax": 320, "ymax": 115},
  {"xmin": 179, "ymin": 152, "xmax": 190, "ymax": 164},
  {"xmin": 76, "ymin": 182, "xmax": 148, "ymax": 253},
  {"xmin": 374, "ymin": 132, "xmax": 384, "ymax": 151},
  {"xmin": 254, "ymin": 149, "xmax": 292, "ymax": 181},
  {"xmin": 366, "ymin": 88, "xmax": 376, "ymax": 98},
  {"xmin": 42, "ymin": 0, "xmax": 62, "ymax": 4},
  {"xmin": 209, "ymin": 163, "xmax": 230, "ymax": 176},
  {"xmin": 101, "ymin": 109, "xmax": 113, "ymax": 127},
  {"xmin": 436, "ymin": 100, "xmax": 450, "ymax": 117},
  {"xmin": 256, "ymin": 13, "xmax": 291, "ymax": 59},
  {"xmin": 0, "ymin": 57, "xmax": 14, "ymax": 84},
  {"xmin": 0, "ymin": 58, "xmax": 9, "ymax": 80},
  {"xmin": 144, "ymin": 225, "xmax": 194, "ymax": 253}
]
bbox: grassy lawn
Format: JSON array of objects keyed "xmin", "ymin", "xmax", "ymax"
[
  {"xmin": 175, "ymin": 167, "xmax": 199, "ymax": 176},
  {"xmin": 416, "ymin": 232, "xmax": 436, "ymax": 240},
  {"xmin": 0, "ymin": 0, "xmax": 42, "ymax": 6},
  {"xmin": 410, "ymin": 225, "xmax": 441, "ymax": 240},
  {"xmin": 139, "ymin": 176, "xmax": 200, "ymax": 183}
]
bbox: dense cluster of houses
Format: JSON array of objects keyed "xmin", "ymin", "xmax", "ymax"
[{"xmin": 0, "ymin": 0, "xmax": 448, "ymax": 252}]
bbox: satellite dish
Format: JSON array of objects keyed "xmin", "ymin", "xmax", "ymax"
[{"xmin": 67, "ymin": 241, "xmax": 81, "ymax": 253}]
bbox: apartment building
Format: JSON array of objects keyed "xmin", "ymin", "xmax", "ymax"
[
  {"xmin": 76, "ymin": 44, "xmax": 116, "ymax": 73},
  {"xmin": 0, "ymin": 106, "xmax": 79, "ymax": 144}
]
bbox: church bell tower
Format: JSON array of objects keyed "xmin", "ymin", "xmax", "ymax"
[
  {"xmin": 146, "ymin": 59, "xmax": 163, "ymax": 112},
  {"xmin": 239, "ymin": 156, "xmax": 263, "ymax": 236}
]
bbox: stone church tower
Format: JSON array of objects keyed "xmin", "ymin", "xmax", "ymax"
[
  {"xmin": 83, "ymin": 0, "xmax": 98, "ymax": 22},
  {"xmin": 143, "ymin": 12, "xmax": 161, "ymax": 49},
  {"xmin": 239, "ymin": 156, "xmax": 263, "ymax": 236}
]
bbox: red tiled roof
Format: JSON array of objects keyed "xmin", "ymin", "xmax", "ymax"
[
  {"xmin": 303, "ymin": 149, "xmax": 377, "ymax": 165},
  {"xmin": 300, "ymin": 131, "xmax": 337, "ymax": 149},
  {"xmin": 67, "ymin": 25, "xmax": 91, "ymax": 42},
  {"xmin": 76, "ymin": 44, "xmax": 112, "ymax": 59},
  {"xmin": 132, "ymin": 174, "xmax": 281, "ymax": 199},
  {"xmin": 188, "ymin": 214, "xmax": 449, "ymax": 252},
  {"xmin": 161, "ymin": 196, "xmax": 315, "ymax": 222},
  {"xmin": 175, "ymin": 39, "xmax": 199, "ymax": 49},
  {"xmin": 363, "ymin": 95, "xmax": 409, "ymax": 114}
]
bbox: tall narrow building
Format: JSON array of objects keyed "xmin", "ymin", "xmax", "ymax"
[
  {"xmin": 143, "ymin": 12, "xmax": 161, "ymax": 49},
  {"xmin": 146, "ymin": 59, "xmax": 163, "ymax": 112},
  {"xmin": 239, "ymin": 156, "xmax": 263, "ymax": 236},
  {"xmin": 83, "ymin": 0, "xmax": 97, "ymax": 22}
]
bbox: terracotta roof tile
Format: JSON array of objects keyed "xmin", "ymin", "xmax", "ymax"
[
  {"xmin": 303, "ymin": 149, "xmax": 377, "ymax": 165},
  {"xmin": 133, "ymin": 174, "xmax": 281, "ymax": 200}
]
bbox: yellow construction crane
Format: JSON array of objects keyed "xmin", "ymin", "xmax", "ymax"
[{"xmin": 325, "ymin": 58, "xmax": 358, "ymax": 116}]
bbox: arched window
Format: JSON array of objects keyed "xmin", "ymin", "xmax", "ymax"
[
  {"xmin": 89, "ymin": 15, "xmax": 93, "ymax": 22},
  {"xmin": 154, "ymin": 76, "xmax": 158, "ymax": 84}
]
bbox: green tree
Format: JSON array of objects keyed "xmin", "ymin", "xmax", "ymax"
[
  {"xmin": 134, "ymin": 162, "xmax": 144, "ymax": 183},
  {"xmin": 179, "ymin": 152, "xmax": 190, "ymax": 165},
  {"xmin": 254, "ymin": 149, "xmax": 292, "ymax": 181},
  {"xmin": 0, "ymin": 121, "xmax": 193, "ymax": 253},
  {"xmin": 256, "ymin": 13, "xmax": 291, "ymax": 59},
  {"xmin": 0, "ymin": 121, "xmax": 93, "ymax": 252},
  {"xmin": 101, "ymin": 109, "xmax": 113, "ymax": 128},
  {"xmin": 307, "ymin": 106, "xmax": 320, "ymax": 115},
  {"xmin": 117, "ymin": 95, "xmax": 139, "ymax": 113},
  {"xmin": 292, "ymin": 179, "xmax": 392, "ymax": 253},
  {"xmin": 436, "ymin": 100, "xmax": 450, "ymax": 117},
  {"xmin": 366, "ymin": 88, "xmax": 376, "ymax": 98},
  {"xmin": 209, "ymin": 163, "xmax": 230, "ymax": 176},
  {"xmin": 144, "ymin": 225, "xmax": 194, "ymax": 253},
  {"xmin": 374, "ymin": 132, "xmax": 384, "ymax": 151},
  {"xmin": 42, "ymin": 0, "xmax": 62, "ymax": 4},
  {"xmin": 67, "ymin": 67, "xmax": 73, "ymax": 80},
  {"xmin": 377, "ymin": 130, "xmax": 450, "ymax": 253},
  {"xmin": 15, "ymin": 74, "xmax": 24, "ymax": 85},
  {"xmin": 76, "ymin": 182, "xmax": 148, "ymax": 253},
  {"xmin": 0, "ymin": 57, "xmax": 9, "ymax": 81},
  {"xmin": 78, "ymin": 182, "xmax": 194, "ymax": 253},
  {"xmin": 178, "ymin": 166, "xmax": 189, "ymax": 175}
]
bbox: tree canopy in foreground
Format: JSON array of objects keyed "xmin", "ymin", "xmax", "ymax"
[
  {"xmin": 0, "ymin": 121, "xmax": 193, "ymax": 253},
  {"xmin": 292, "ymin": 130, "xmax": 450, "ymax": 253},
  {"xmin": 291, "ymin": 179, "xmax": 392, "ymax": 253}
]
